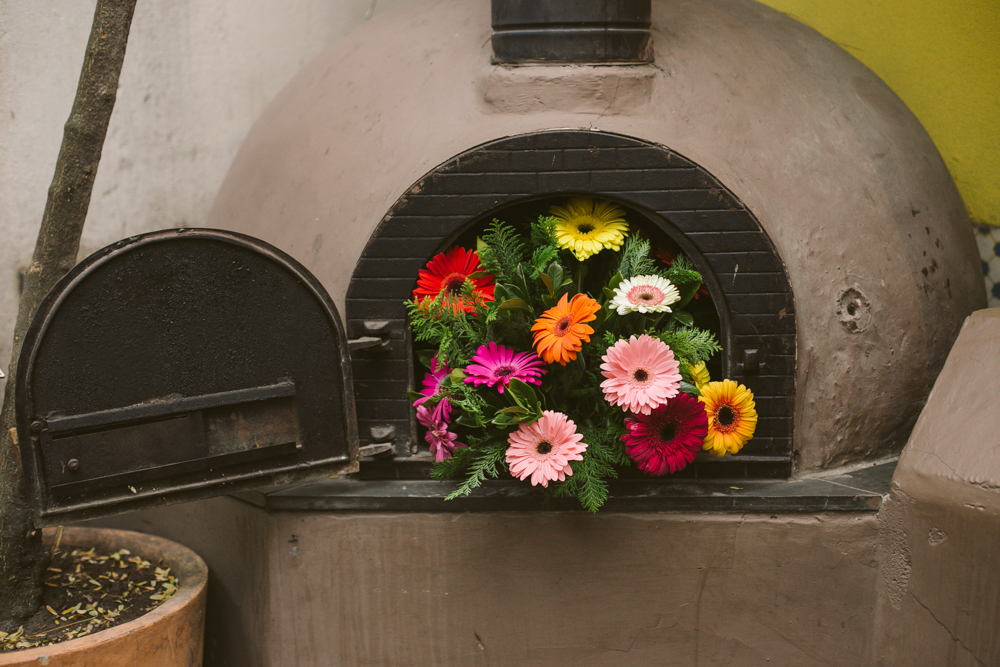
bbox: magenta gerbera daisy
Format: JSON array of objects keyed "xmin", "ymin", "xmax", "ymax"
[
  {"xmin": 506, "ymin": 411, "xmax": 587, "ymax": 487},
  {"xmin": 414, "ymin": 356, "xmax": 450, "ymax": 406},
  {"xmin": 416, "ymin": 400, "xmax": 466, "ymax": 462},
  {"xmin": 464, "ymin": 342, "xmax": 546, "ymax": 394},
  {"xmin": 600, "ymin": 334, "xmax": 682, "ymax": 415},
  {"xmin": 622, "ymin": 393, "xmax": 708, "ymax": 475}
]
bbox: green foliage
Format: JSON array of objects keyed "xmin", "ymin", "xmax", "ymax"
[
  {"xmin": 653, "ymin": 326, "xmax": 721, "ymax": 367},
  {"xmin": 551, "ymin": 420, "xmax": 629, "ymax": 512},
  {"xmin": 477, "ymin": 219, "xmax": 525, "ymax": 285},
  {"xmin": 440, "ymin": 440, "xmax": 509, "ymax": 500},
  {"xmin": 529, "ymin": 216, "xmax": 560, "ymax": 274},
  {"xmin": 615, "ymin": 235, "xmax": 658, "ymax": 279},
  {"xmin": 405, "ymin": 283, "xmax": 491, "ymax": 367},
  {"xmin": 661, "ymin": 254, "xmax": 704, "ymax": 308}
]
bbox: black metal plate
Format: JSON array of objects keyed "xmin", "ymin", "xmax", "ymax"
[{"xmin": 16, "ymin": 229, "xmax": 358, "ymax": 525}]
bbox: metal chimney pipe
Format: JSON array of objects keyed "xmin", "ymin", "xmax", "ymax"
[{"xmin": 491, "ymin": 0, "xmax": 653, "ymax": 64}]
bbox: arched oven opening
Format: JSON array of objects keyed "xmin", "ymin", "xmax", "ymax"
[{"xmin": 346, "ymin": 130, "xmax": 794, "ymax": 481}]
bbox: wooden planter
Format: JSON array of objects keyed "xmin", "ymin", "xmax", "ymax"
[{"xmin": 0, "ymin": 527, "xmax": 207, "ymax": 667}]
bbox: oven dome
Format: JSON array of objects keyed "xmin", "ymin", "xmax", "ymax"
[{"xmin": 207, "ymin": 0, "xmax": 984, "ymax": 472}]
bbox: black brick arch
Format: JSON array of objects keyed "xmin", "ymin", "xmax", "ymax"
[{"xmin": 347, "ymin": 130, "xmax": 794, "ymax": 478}]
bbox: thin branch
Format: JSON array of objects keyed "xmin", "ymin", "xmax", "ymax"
[{"xmin": 0, "ymin": 0, "xmax": 138, "ymax": 629}]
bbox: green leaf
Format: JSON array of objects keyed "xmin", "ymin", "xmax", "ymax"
[
  {"xmin": 449, "ymin": 369, "xmax": 467, "ymax": 384},
  {"xmin": 498, "ymin": 298, "xmax": 532, "ymax": 312},
  {"xmin": 679, "ymin": 381, "xmax": 701, "ymax": 396},
  {"xmin": 406, "ymin": 391, "xmax": 425, "ymax": 403},
  {"xmin": 537, "ymin": 271, "xmax": 554, "ymax": 295},
  {"xmin": 546, "ymin": 261, "xmax": 564, "ymax": 293},
  {"xmin": 673, "ymin": 310, "xmax": 694, "ymax": 327},
  {"xmin": 476, "ymin": 236, "xmax": 489, "ymax": 256}
]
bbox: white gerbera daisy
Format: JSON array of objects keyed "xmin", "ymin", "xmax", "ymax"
[{"xmin": 610, "ymin": 275, "xmax": 681, "ymax": 316}]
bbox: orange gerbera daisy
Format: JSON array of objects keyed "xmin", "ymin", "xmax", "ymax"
[
  {"xmin": 531, "ymin": 293, "xmax": 601, "ymax": 365},
  {"xmin": 700, "ymin": 379, "xmax": 757, "ymax": 456}
]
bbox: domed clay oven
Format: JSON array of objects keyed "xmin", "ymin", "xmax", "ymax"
[{"xmin": 207, "ymin": 0, "xmax": 983, "ymax": 476}]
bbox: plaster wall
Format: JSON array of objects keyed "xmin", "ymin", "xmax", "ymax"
[
  {"xmin": 874, "ymin": 309, "xmax": 1000, "ymax": 666},
  {"xmin": 0, "ymin": 0, "xmax": 402, "ymax": 383},
  {"xmin": 98, "ymin": 501, "xmax": 878, "ymax": 667}
]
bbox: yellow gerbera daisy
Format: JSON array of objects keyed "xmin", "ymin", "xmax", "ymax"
[
  {"xmin": 699, "ymin": 379, "xmax": 757, "ymax": 456},
  {"xmin": 549, "ymin": 197, "xmax": 629, "ymax": 261},
  {"xmin": 688, "ymin": 361, "xmax": 711, "ymax": 391}
]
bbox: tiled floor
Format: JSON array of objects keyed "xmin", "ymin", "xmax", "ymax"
[{"xmin": 975, "ymin": 225, "xmax": 1000, "ymax": 307}]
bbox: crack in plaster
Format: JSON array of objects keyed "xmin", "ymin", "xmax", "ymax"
[{"xmin": 907, "ymin": 590, "xmax": 989, "ymax": 667}]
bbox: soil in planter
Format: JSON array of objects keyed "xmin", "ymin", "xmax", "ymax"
[{"xmin": 0, "ymin": 542, "xmax": 179, "ymax": 652}]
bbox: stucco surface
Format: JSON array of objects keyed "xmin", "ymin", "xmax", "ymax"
[
  {"xmin": 98, "ymin": 501, "xmax": 878, "ymax": 667},
  {"xmin": 0, "ymin": 0, "xmax": 403, "ymax": 384},
  {"xmin": 874, "ymin": 309, "xmax": 1000, "ymax": 666},
  {"xmin": 208, "ymin": 0, "xmax": 984, "ymax": 471}
]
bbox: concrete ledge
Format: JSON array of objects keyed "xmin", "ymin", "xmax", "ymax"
[{"xmin": 232, "ymin": 460, "xmax": 895, "ymax": 513}]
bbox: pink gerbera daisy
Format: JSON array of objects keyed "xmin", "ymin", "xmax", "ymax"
[
  {"xmin": 506, "ymin": 411, "xmax": 587, "ymax": 487},
  {"xmin": 622, "ymin": 393, "xmax": 708, "ymax": 476},
  {"xmin": 416, "ymin": 400, "xmax": 466, "ymax": 462},
  {"xmin": 600, "ymin": 334, "xmax": 682, "ymax": 415},
  {"xmin": 464, "ymin": 342, "xmax": 546, "ymax": 394},
  {"xmin": 414, "ymin": 356, "xmax": 450, "ymax": 406}
]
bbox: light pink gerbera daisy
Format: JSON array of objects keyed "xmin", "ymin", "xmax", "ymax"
[
  {"xmin": 600, "ymin": 334, "xmax": 682, "ymax": 415},
  {"xmin": 416, "ymin": 400, "xmax": 466, "ymax": 462},
  {"xmin": 414, "ymin": 356, "xmax": 450, "ymax": 406},
  {"xmin": 464, "ymin": 342, "xmax": 546, "ymax": 394},
  {"xmin": 506, "ymin": 411, "xmax": 587, "ymax": 487},
  {"xmin": 623, "ymin": 393, "xmax": 708, "ymax": 476}
]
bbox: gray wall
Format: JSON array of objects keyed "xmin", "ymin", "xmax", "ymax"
[{"xmin": 0, "ymin": 0, "xmax": 403, "ymax": 380}]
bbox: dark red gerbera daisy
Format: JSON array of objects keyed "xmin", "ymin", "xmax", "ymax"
[
  {"xmin": 413, "ymin": 247, "xmax": 494, "ymax": 313},
  {"xmin": 622, "ymin": 392, "xmax": 708, "ymax": 476}
]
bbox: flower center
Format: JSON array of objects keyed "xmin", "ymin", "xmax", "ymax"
[
  {"xmin": 632, "ymin": 367, "xmax": 650, "ymax": 384},
  {"xmin": 536, "ymin": 440, "xmax": 553, "ymax": 455},
  {"xmin": 659, "ymin": 422, "xmax": 677, "ymax": 443},
  {"xmin": 576, "ymin": 223, "xmax": 595, "ymax": 234},
  {"xmin": 443, "ymin": 273, "xmax": 468, "ymax": 296},
  {"xmin": 494, "ymin": 366, "xmax": 514, "ymax": 378},
  {"xmin": 716, "ymin": 405, "xmax": 736, "ymax": 428},
  {"xmin": 628, "ymin": 285, "xmax": 664, "ymax": 305},
  {"xmin": 554, "ymin": 315, "xmax": 572, "ymax": 336}
]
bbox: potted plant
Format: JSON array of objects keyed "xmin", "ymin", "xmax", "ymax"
[{"xmin": 0, "ymin": 2, "xmax": 208, "ymax": 663}]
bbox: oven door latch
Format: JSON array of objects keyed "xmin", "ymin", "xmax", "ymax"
[{"xmin": 348, "ymin": 320, "xmax": 393, "ymax": 352}]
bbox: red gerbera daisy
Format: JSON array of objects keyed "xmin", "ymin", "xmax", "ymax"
[
  {"xmin": 413, "ymin": 247, "xmax": 495, "ymax": 313},
  {"xmin": 622, "ymin": 393, "xmax": 708, "ymax": 476}
]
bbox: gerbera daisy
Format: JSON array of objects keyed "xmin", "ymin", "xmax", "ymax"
[
  {"xmin": 414, "ymin": 356, "xmax": 450, "ymax": 405},
  {"xmin": 413, "ymin": 247, "xmax": 495, "ymax": 313},
  {"xmin": 416, "ymin": 400, "xmax": 466, "ymax": 462},
  {"xmin": 506, "ymin": 411, "xmax": 587, "ymax": 487},
  {"xmin": 622, "ymin": 393, "xmax": 708, "ymax": 476},
  {"xmin": 550, "ymin": 197, "xmax": 629, "ymax": 261},
  {"xmin": 531, "ymin": 293, "xmax": 601, "ymax": 365},
  {"xmin": 700, "ymin": 379, "xmax": 757, "ymax": 456},
  {"xmin": 600, "ymin": 334, "xmax": 682, "ymax": 415},
  {"xmin": 464, "ymin": 342, "xmax": 546, "ymax": 394},
  {"xmin": 610, "ymin": 274, "xmax": 681, "ymax": 316},
  {"xmin": 688, "ymin": 361, "xmax": 711, "ymax": 391}
]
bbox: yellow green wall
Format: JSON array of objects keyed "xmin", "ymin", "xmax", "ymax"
[{"xmin": 758, "ymin": 0, "xmax": 1000, "ymax": 226}]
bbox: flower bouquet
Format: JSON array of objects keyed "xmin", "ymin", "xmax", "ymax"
[{"xmin": 406, "ymin": 197, "xmax": 757, "ymax": 511}]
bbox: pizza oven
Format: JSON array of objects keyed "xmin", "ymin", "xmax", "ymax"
[
  {"xmin": 16, "ymin": 0, "xmax": 986, "ymax": 527},
  {"xmin": 204, "ymin": 0, "xmax": 983, "ymax": 480}
]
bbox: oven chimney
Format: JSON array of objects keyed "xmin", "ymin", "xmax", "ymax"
[{"xmin": 491, "ymin": 0, "xmax": 653, "ymax": 64}]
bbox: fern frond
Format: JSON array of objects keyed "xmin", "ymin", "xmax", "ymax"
[
  {"xmin": 479, "ymin": 219, "xmax": 525, "ymax": 284},
  {"xmin": 616, "ymin": 235, "xmax": 658, "ymax": 279}
]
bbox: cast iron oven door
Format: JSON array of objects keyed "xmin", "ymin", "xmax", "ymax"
[{"xmin": 15, "ymin": 229, "xmax": 359, "ymax": 526}]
